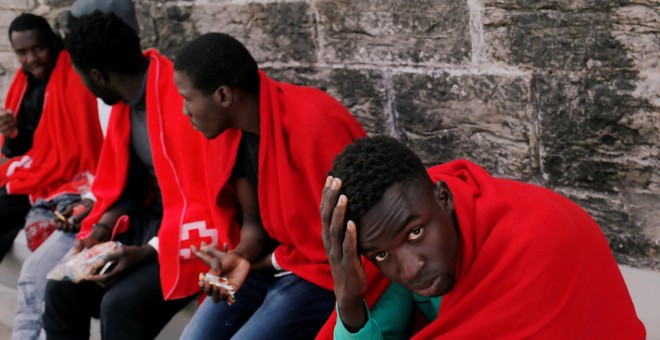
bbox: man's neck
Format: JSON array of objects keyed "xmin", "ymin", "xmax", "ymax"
[
  {"xmin": 116, "ymin": 59, "xmax": 149, "ymax": 103},
  {"xmin": 233, "ymin": 93, "xmax": 260, "ymax": 135}
]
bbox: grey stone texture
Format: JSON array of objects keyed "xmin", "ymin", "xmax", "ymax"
[{"xmin": 0, "ymin": 0, "xmax": 657, "ymax": 269}]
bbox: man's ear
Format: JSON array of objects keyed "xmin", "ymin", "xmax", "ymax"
[
  {"xmin": 434, "ymin": 180, "xmax": 454, "ymax": 216},
  {"xmin": 213, "ymin": 85, "xmax": 233, "ymax": 108},
  {"xmin": 89, "ymin": 69, "xmax": 108, "ymax": 85}
]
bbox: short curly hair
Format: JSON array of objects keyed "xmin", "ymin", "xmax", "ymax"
[
  {"xmin": 174, "ymin": 32, "xmax": 259, "ymax": 96},
  {"xmin": 9, "ymin": 13, "xmax": 63, "ymax": 53},
  {"xmin": 65, "ymin": 10, "xmax": 143, "ymax": 75},
  {"xmin": 330, "ymin": 136, "xmax": 432, "ymax": 225}
]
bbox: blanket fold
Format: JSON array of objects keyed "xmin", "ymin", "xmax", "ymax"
[
  {"xmin": 317, "ymin": 160, "xmax": 644, "ymax": 339},
  {"xmin": 78, "ymin": 49, "xmax": 230, "ymax": 299},
  {"xmin": 0, "ymin": 51, "xmax": 102, "ymax": 203},
  {"xmin": 206, "ymin": 71, "xmax": 377, "ymax": 290}
]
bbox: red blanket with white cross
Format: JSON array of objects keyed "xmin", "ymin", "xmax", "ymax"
[
  {"xmin": 77, "ymin": 49, "xmax": 235, "ymax": 300},
  {"xmin": 0, "ymin": 50, "xmax": 102, "ymax": 203}
]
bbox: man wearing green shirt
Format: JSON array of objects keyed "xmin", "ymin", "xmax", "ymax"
[{"xmin": 319, "ymin": 136, "xmax": 644, "ymax": 339}]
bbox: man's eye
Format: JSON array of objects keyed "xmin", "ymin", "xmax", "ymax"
[
  {"xmin": 408, "ymin": 226, "xmax": 424, "ymax": 241},
  {"xmin": 374, "ymin": 252, "xmax": 390, "ymax": 262}
]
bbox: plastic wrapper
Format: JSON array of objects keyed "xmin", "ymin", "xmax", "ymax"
[
  {"xmin": 199, "ymin": 272, "xmax": 237, "ymax": 304},
  {"xmin": 47, "ymin": 241, "xmax": 121, "ymax": 283}
]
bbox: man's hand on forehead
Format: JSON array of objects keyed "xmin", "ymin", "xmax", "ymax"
[{"xmin": 320, "ymin": 176, "xmax": 369, "ymax": 332}]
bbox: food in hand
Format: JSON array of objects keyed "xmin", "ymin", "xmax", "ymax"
[{"xmin": 199, "ymin": 272, "xmax": 236, "ymax": 304}]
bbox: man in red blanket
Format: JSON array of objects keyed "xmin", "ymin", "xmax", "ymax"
[
  {"xmin": 42, "ymin": 12, "xmax": 213, "ymax": 339},
  {"xmin": 173, "ymin": 33, "xmax": 368, "ymax": 339},
  {"xmin": 0, "ymin": 13, "xmax": 102, "ymax": 262},
  {"xmin": 318, "ymin": 136, "xmax": 645, "ymax": 339}
]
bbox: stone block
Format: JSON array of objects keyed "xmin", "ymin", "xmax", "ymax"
[
  {"xmin": 558, "ymin": 188, "xmax": 660, "ymax": 269},
  {"xmin": 191, "ymin": 1, "xmax": 316, "ymax": 64},
  {"xmin": 137, "ymin": 2, "xmax": 197, "ymax": 59},
  {"xmin": 0, "ymin": 51, "xmax": 18, "ymax": 107},
  {"xmin": 482, "ymin": 1, "xmax": 635, "ymax": 70},
  {"xmin": 316, "ymin": 0, "xmax": 471, "ymax": 65},
  {"xmin": 40, "ymin": 0, "xmax": 73, "ymax": 7},
  {"xmin": 393, "ymin": 72, "xmax": 536, "ymax": 180},
  {"xmin": 611, "ymin": 3, "xmax": 660, "ymax": 71},
  {"xmin": 533, "ymin": 70, "xmax": 659, "ymax": 193},
  {"xmin": 263, "ymin": 67, "xmax": 388, "ymax": 135},
  {"xmin": 0, "ymin": 0, "xmax": 36, "ymax": 11}
]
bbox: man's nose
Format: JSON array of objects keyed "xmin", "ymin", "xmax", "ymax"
[
  {"xmin": 182, "ymin": 105, "xmax": 191, "ymax": 117},
  {"xmin": 26, "ymin": 50, "xmax": 37, "ymax": 64},
  {"xmin": 395, "ymin": 248, "xmax": 424, "ymax": 281}
]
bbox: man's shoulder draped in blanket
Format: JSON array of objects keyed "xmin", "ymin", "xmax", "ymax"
[
  {"xmin": 0, "ymin": 50, "xmax": 103, "ymax": 203},
  {"xmin": 205, "ymin": 71, "xmax": 378, "ymax": 290},
  {"xmin": 77, "ymin": 49, "xmax": 219, "ymax": 300},
  {"xmin": 318, "ymin": 160, "xmax": 644, "ymax": 339}
]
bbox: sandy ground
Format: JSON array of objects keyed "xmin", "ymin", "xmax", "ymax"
[{"xmin": 0, "ymin": 265, "xmax": 658, "ymax": 339}]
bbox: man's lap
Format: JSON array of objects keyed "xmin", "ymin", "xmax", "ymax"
[{"xmin": 182, "ymin": 272, "xmax": 335, "ymax": 340}]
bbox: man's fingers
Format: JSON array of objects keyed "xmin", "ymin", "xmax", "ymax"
[
  {"xmin": 209, "ymin": 257, "xmax": 222, "ymax": 274},
  {"xmin": 104, "ymin": 248, "xmax": 124, "ymax": 262},
  {"xmin": 192, "ymin": 245, "xmax": 214, "ymax": 266},
  {"xmin": 320, "ymin": 176, "xmax": 333, "ymax": 215},
  {"xmin": 60, "ymin": 205, "xmax": 73, "ymax": 217},
  {"xmin": 70, "ymin": 206, "xmax": 92, "ymax": 224},
  {"xmin": 211, "ymin": 286, "xmax": 221, "ymax": 303},
  {"xmin": 343, "ymin": 220, "xmax": 360, "ymax": 261},
  {"xmin": 320, "ymin": 177, "xmax": 342, "ymax": 225},
  {"xmin": 329, "ymin": 194, "xmax": 348, "ymax": 260}
]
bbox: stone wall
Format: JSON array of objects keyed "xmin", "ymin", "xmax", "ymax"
[{"xmin": 0, "ymin": 0, "xmax": 658, "ymax": 269}]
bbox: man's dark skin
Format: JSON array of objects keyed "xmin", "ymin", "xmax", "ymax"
[
  {"xmin": 70, "ymin": 58, "xmax": 157, "ymax": 287},
  {"xmin": 174, "ymin": 70, "xmax": 276, "ymax": 301},
  {"xmin": 0, "ymin": 29, "xmax": 55, "ymax": 159},
  {"xmin": 1, "ymin": 27, "xmax": 96, "ymax": 231},
  {"xmin": 320, "ymin": 176, "xmax": 459, "ymax": 331}
]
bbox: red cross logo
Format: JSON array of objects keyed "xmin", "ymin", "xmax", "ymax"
[{"xmin": 179, "ymin": 221, "xmax": 217, "ymax": 260}]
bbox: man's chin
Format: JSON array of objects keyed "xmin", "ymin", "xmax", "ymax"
[
  {"xmin": 411, "ymin": 273, "xmax": 456, "ymax": 297},
  {"xmin": 101, "ymin": 97, "xmax": 121, "ymax": 106}
]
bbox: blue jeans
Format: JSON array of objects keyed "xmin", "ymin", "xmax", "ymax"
[
  {"xmin": 12, "ymin": 230, "xmax": 76, "ymax": 340},
  {"xmin": 181, "ymin": 272, "xmax": 336, "ymax": 340}
]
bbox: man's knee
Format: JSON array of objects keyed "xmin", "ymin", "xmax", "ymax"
[{"xmin": 100, "ymin": 286, "xmax": 136, "ymax": 321}]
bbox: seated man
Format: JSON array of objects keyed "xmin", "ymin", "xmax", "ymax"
[
  {"xmin": 0, "ymin": 13, "xmax": 102, "ymax": 262},
  {"xmin": 42, "ymin": 11, "xmax": 213, "ymax": 340},
  {"xmin": 318, "ymin": 136, "xmax": 645, "ymax": 339},
  {"xmin": 12, "ymin": 2, "xmax": 139, "ymax": 339},
  {"xmin": 173, "ymin": 33, "xmax": 368, "ymax": 339}
]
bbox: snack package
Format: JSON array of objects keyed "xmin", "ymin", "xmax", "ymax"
[
  {"xmin": 199, "ymin": 272, "xmax": 237, "ymax": 304},
  {"xmin": 47, "ymin": 241, "xmax": 121, "ymax": 283}
]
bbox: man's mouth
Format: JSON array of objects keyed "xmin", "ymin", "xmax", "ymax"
[
  {"xmin": 29, "ymin": 64, "xmax": 45, "ymax": 75},
  {"xmin": 410, "ymin": 277, "xmax": 439, "ymax": 296}
]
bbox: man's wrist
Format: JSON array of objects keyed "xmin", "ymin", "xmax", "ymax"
[
  {"xmin": 337, "ymin": 296, "xmax": 368, "ymax": 333},
  {"xmin": 90, "ymin": 223, "xmax": 112, "ymax": 242}
]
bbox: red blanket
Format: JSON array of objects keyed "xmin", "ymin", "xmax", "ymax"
[
  {"xmin": 0, "ymin": 51, "xmax": 102, "ymax": 203},
  {"xmin": 318, "ymin": 160, "xmax": 645, "ymax": 339},
  {"xmin": 206, "ymin": 71, "xmax": 369, "ymax": 290},
  {"xmin": 77, "ymin": 49, "xmax": 228, "ymax": 300}
]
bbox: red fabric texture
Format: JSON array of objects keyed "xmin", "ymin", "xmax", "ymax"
[
  {"xmin": 0, "ymin": 51, "xmax": 102, "ymax": 203},
  {"xmin": 206, "ymin": 71, "xmax": 373, "ymax": 290},
  {"xmin": 25, "ymin": 219, "xmax": 56, "ymax": 251},
  {"xmin": 77, "ymin": 49, "xmax": 228, "ymax": 300},
  {"xmin": 317, "ymin": 160, "xmax": 644, "ymax": 339}
]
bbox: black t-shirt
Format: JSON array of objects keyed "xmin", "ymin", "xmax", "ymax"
[
  {"xmin": 232, "ymin": 132, "xmax": 260, "ymax": 187},
  {"xmin": 1, "ymin": 72, "xmax": 47, "ymax": 157}
]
